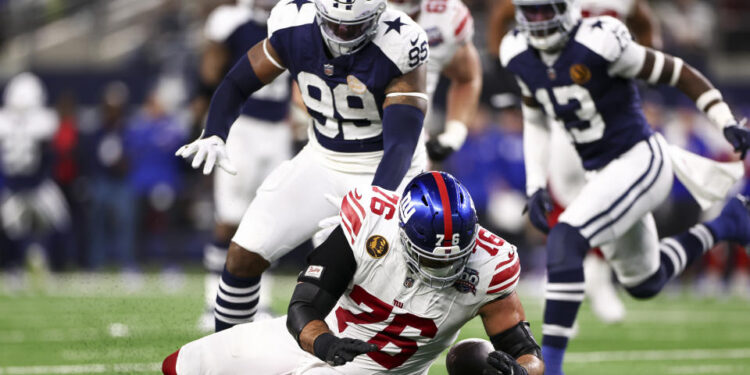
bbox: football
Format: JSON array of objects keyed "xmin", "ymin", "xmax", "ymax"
[{"xmin": 446, "ymin": 338, "xmax": 496, "ymax": 375}]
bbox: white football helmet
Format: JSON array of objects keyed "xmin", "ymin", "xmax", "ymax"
[
  {"xmin": 314, "ymin": 0, "xmax": 386, "ymax": 56},
  {"xmin": 512, "ymin": 0, "xmax": 581, "ymax": 51},
  {"xmin": 387, "ymin": 0, "xmax": 420, "ymax": 18},
  {"xmin": 239, "ymin": 0, "xmax": 277, "ymax": 24},
  {"xmin": 3, "ymin": 72, "xmax": 46, "ymax": 112}
]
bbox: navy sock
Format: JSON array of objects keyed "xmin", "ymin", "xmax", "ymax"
[
  {"xmin": 204, "ymin": 239, "xmax": 229, "ymax": 313},
  {"xmin": 542, "ymin": 268, "xmax": 584, "ymax": 375},
  {"xmin": 627, "ymin": 224, "xmax": 714, "ymax": 299},
  {"xmin": 214, "ymin": 265, "xmax": 260, "ymax": 332}
]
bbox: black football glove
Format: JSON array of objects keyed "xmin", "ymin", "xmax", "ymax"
[
  {"xmin": 525, "ymin": 188, "xmax": 553, "ymax": 234},
  {"xmin": 723, "ymin": 121, "xmax": 750, "ymax": 159},
  {"xmin": 313, "ymin": 333, "xmax": 378, "ymax": 366},
  {"xmin": 484, "ymin": 351, "xmax": 529, "ymax": 375},
  {"xmin": 426, "ymin": 138, "xmax": 455, "ymax": 162}
]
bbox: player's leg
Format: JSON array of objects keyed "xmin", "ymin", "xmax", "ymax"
[
  {"xmin": 541, "ymin": 135, "xmax": 672, "ymax": 375},
  {"xmin": 622, "ymin": 195, "xmax": 750, "ymax": 299},
  {"xmin": 163, "ymin": 316, "xmax": 317, "ymax": 375},
  {"xmin": 215, "ymin": 146, "xmax": 340, "ymax": 331}
]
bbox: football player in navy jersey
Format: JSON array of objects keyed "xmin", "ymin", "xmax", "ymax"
[
  {"xmin": 176, "ymin": 0, "xmax": 431, "ymax": 332},
  {"xmin": 499, "ymin": 1, "xmax": 750, "ymax": 374},
  {"xmin": 0, "ymin": 73, "xmax": 70, "ymax": 282},
  {"xmin": 196, "ymin": 0, "xmax": 295, "ymax": 332}
]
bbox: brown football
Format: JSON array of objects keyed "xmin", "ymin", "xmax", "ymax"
[{"xmin": 446, "ymin": 338, "xmax": 496, "ymax": 375}]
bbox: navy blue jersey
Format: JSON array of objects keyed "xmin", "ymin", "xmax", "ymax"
[
  {"xmin": 267, "ymin": 1, "xmax": 428, "ymax": 153},
  {"xmin": 501, "ymin": 16, "xmax": 652, "ymax": 170},
  {"xmin": 205, "ymin": 5, "xmax": 291, "ymax": 122}
]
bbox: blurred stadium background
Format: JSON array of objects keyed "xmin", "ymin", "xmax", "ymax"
[{"xmin": 1, "ymin": 0, "xmax": 750, "ymax": 374}]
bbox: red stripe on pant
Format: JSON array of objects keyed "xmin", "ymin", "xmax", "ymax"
[{"xmin": 163, "ymin": 349, "xmax": 179, "ymax": 375}]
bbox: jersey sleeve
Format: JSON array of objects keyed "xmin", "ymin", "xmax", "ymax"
[
  {"xmin": 474, "ymin": 227, "xmax": 521, "ymax": 305},
  {"xmin": 372, "ymin": 10, "xmax": 430, "ymax": 74},
  {"xmin": 574, "ymin": 16, "xmax": 647, "ymax": 78},
  {"xmin": 499, "ymin": 29, "xmax": 529, "ymax": 69},
  {"xmin": 338, "ymin": 186, "xmax": 402, "ymax": 261},
  {"xmin": 267, "ymin": 0, "xmax": 316, "ymax": 69},
  {"xmin": 449, "ymin": 0, "xmax": 474, "ymax": 46},
  {"xmin": 204, "ymin": 5, "xmax": 251, "ymax": 43}
]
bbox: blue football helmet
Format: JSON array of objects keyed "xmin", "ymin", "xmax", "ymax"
[{"xmin": 398, "ymin": 171, "xmax": 479, "ymax": 288}]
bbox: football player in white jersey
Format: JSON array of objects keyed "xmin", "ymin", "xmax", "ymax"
[
  {"xmin": 388, "ymin": 0, "xmax": 482, "ymax": 162},
  {"xmin": 197, "ymin": 0, "xmax": 295, "ymax": 331},
  {"xmin": 176, "ymin": 0, "xmax": 431, "ymax": 332},
  {"xmin": 501, "ymin": 1, "xmax": 750, "ymax": 374},
  {"xmin": 0, "ymin": 72, "xmax": 70, "ymax": 277},
  {"xmin": 487, "ymin": 0, "xmax": 662, "ymax": 325},
  {"xmin": 162, "ymin": 172, "xmax": 544, "ymax": 375}
]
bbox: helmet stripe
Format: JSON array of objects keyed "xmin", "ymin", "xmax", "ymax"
[{"xmin": 431, "ymin": 172, "xmax": 453, "ymax": 247}]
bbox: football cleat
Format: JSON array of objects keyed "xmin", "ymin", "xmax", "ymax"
[{"xmin": 706, "ymin": 195, "xmax": 750, "ymax": 245}]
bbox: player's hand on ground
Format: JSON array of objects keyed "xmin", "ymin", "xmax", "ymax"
[
  {"xmin": 723, "ymin": 119, "xmax": 750, "ymax": 159},
  {"xmin": 525, "ymin": 188, "xmax": 552, "ymax": 234},
  {"xmin": 426, "ymin": 138, "xmax": 455, "ymax": 162},
  {"xmin": 314, "ymin": 333, "xmax": 378, "ymax": 366},
  {"xmin": 484, "ymin": 351, "xmax": 528, "ymax": 375},
  {"xmin": 175, "ymin": 135, "xmax": 237, "ymax": 175}
]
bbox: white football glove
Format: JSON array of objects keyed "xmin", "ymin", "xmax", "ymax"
[{"xmin": 175, "ymin": 135, "xmax": 237, "ymax": 175}]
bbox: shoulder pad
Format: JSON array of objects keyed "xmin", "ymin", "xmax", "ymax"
[
  {"xmin": 420, "ymin": 0, "xmax": 474, "ymax": 45},
  {"xmin": 472, "ymin": 227, "xmax": 521, "ymax": 297},
  {"xmin": 204, "ymin": 5, "xmax": 252, "ymax": 42},
  {"xmin": 372, "ymin": 9, "xmax": 429, "ymax": 74},
  {"xmin": 339, "ymin": 186, "xmax": 401, "ymax": 247},
  {"xmin": 574, "ymin": 16, "xmax": 633, "ymax": 62},
  {"xmin": 268, "ymin": 0, "xmax": 316, "ymax": 38},
  {"xmin": 447, "ymin": 0, "xmax": 474, "ymax": 44},
  {"xmin": 499, "ymin": 29, "xmax": 529, "ymax": 68}
]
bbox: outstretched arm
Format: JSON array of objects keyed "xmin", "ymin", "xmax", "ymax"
[
  {"xmin": 626, "ymin": 0, "xmax": 662, "ymax": 49},
  {"xmin": 287, "ymin": 227, "xmax": 376, "ymax": 366},
  {"xmin": 372, "ymin": 65, "xmax": 429, "ymax": 190},
  {"xmin": 426, "ymin": 41, "xmax": 482, "ymax": 162},
  {"xmin": 479, "ymin": 292, "xmax": 544, "ymax": 375},
  {"xmin": 487, "ymin": 0, "xmax": 517, "ymax": 58},
  {"xmin": 175, "ymin": 39, "xmax": 287, "ymax": 174}
]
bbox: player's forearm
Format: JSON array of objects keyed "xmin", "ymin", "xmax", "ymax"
[
  {"xmin": 299, "ymin": 319, "xmax": 332, "ymax": 355},
  {"xmin": 445, "ymin": 72, "xmax": 481, "ymax": 127},
  {"xmin": 522, "ymin": 103, "xmax": 550, "ymax": 196},
  {"xmin": 517, "ymin": 353, "xmax": 544, "ymax": 375},
  {"xmin": 372, "ymin": 103, "xmax": 424, "ymax": 189}
]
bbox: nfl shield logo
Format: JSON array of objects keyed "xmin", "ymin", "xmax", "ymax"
[{"xmin": 324, "ymin": 64, "xmax": 334, "ymax": 76}]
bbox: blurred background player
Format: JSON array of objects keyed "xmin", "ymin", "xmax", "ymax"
[
  {"xmin": 176, "ymin": 0, "xmax": 430, "ymax": 333},
  {"xmin": 0, "ymin": 72, "xmax": 70, "ymax": 290},
  {"xmin": 487, "ymin": 0, "xmax": 663, "ymax": 324},
  {"xmin": 501, "ymin": 0, "xmax": 750, "ymax": 373},
  {"xmin": 388, "ymin": 0, "xmax": 482, "ymax": 163},
  {"xmin": 195, "ymin": 0, "xmax": 294, "ymax": 332}
]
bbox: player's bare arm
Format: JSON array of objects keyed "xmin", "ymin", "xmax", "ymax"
[
  {"xmin": 372, "ymin": 64, "xmax": 429, "ymax": 190},
  {"xmin": 635, "ymin": 47, "xmax": 750, "ymax": 157},
  {"xmin": 479, "ymin": 291, "xmax": 544, "ymax": 375},
  {"xmin": 487, "ymin": 0, "xmax": 516, "ymax": 58},
  {"xmin": 175, "ymin": 39, "xmax": 287, "ymax": 175},
  {"xmin": 287, "ymin": 227, "xmax": 377, "ymax": 366},
  {"xmin": 425, "ymin": 41, "xmax": 482, "ymax": 161},
  {"xmin": 626, "ymin": 0, "xmax": 662, "ymax": 49}
]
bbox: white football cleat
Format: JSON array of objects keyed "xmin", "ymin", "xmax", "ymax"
[{"xmin": 584, "ymin": 253, "xmax": 626, "ymax": 324}]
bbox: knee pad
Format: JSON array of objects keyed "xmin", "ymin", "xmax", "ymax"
[
  {"xmin": 624, "ymin": 269, "xmax": 665, "ymax": 300},
  {"xmin": 546, "ymin": 223, "xmax": 590, "ymax": 274}
]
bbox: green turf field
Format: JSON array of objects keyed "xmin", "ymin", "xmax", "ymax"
[{"xmin": 1, "ymin": 272, "xmax": 749, "ymax": 374}]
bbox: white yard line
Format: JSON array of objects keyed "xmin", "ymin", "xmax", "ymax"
[
  {"xmin": 666, "ymin": 364, "xmax": 748, "ymax": 374},
  {"xmin": 0, "ymin": 363, "xmax": 160, "ymax": 374}
]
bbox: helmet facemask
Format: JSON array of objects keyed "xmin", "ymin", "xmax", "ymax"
[
  {"xmin": 314, "ymin": 0, "xmax": 385, "ymax": 57},
  {"xmin": 399, "ymin": 226, "xmax": 477, "ymax": 289},
  {"xmin": 513, "ymin": 0, "xmax": 580, "ymax": 52}
]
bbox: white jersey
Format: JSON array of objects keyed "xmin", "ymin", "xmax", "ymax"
[
  {"xmin": 323, "ymin": 186, "xmax": 521, "ymax": 374},
  {"xmin": 579, "ymin": 0, "xmax": 635, "ymax": 20},
  {"xmin": 416, "ymin": 0, "xmax": 474, "ymax": 99}
]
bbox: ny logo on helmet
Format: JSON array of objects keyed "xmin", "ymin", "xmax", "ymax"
[
  {"xmin": 399, "ymin": 191, "xmax": 416, "ymax": 223},
  {"xmin": 332, "ymin": 0, "xmax": 354, "ymax": 10}
]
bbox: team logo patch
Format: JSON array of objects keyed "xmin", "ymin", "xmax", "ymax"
[
  {"xmin": 426, "ymin": 27, "xmax": 443, "ymax": 47},
  {"xmin": 453, "ymin": 267, "xmax": 479, "ymax": 295},
  {"xmin": 570, "ymin": 64, "xmax": 592, "ymax": 85},
  {"xmin": 366, "ymin": 235, "xmax": 389, "ymax": 259},
  {"xmin": 304, "ymin": 265, "xmax": 324, "ymax": 279},
  {"xmin": 347, "ymin": 75, "xmax": 367, "ymax": 94},
  {"xmin": 324, "ymin": 64, "xmax": 334, "ymax": 76},
  {"xmin": 404, "ymin": 277, "xmax": 415, "ymax": 288}
]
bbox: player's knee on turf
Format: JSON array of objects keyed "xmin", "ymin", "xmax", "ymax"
[
  {"xmin": 546, "ymin": 223, "xmax": 590, "ymax": 273},
  {"xmin": 225, "ymin": 242, "xmax": 270, "ymax": 278}
]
